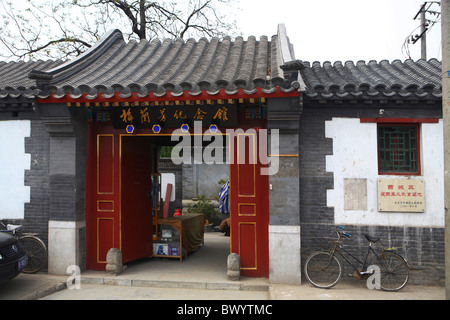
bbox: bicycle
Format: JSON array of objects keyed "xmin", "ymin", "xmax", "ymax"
[
  {"xmin": 304, "ymin": 226, "xmax": 409, "ymax": 291},
  {"xmin": 0, "ymin": 220, "xmax": 47, "ymax": 273}
]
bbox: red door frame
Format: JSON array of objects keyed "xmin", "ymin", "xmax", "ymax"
[{"xmin": 86, "ymin": 125, "xmax": 270, "ymax": 277}]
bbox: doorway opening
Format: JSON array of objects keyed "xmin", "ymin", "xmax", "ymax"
[
  {"xmin": 86, "ymin": 129, "xmax": 232, "ymax": 275},
  {"xmin": 86, "ymin": 125, "xmax": 269, "ymax": 277}
]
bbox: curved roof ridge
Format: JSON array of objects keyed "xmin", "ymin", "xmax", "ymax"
[
  {"xmin": 89, "ymin": 40, "xmax": 142, "ymax": 88},
  {"xmin": 29, "ymin": 29, "xmax": 124, "ymax": 84},
  {"xmin": 64, "ymin": 39, "xmax": 130, "ymax": 88}
]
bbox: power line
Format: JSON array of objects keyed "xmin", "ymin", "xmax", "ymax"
[{"xmin": 407, "ymin": 1, "xmax": 442, "ymax": 60}]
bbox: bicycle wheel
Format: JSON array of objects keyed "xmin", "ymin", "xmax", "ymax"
[
  {"xmin": 369, "ymin": 251, "xmax": 409, "ymax": 291},
  {"xmin": 304, "ymin": 251, "xmax": 342, "ymax": 289},
  {"xmin": 19, "ymin": 236, "xmax": 47, "ymax": 273}
]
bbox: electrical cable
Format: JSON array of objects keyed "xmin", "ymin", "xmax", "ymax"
[{"xmin": 401, "ymin": 1, "xmax": 441, "ymax": 60}]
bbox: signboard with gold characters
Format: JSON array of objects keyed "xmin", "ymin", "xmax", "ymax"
[{"xmin": 110, "ymin": 101, "xmax": 238, "ymax": 130}]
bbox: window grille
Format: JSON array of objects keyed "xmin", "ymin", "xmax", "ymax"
[{"xmin": 378, "ymin": 125, "xmax": 419, "ymax": 175}]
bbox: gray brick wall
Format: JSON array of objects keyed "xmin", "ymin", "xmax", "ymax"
[
  {"xmin": 1, "ymin": 108, "xmax": 87, "ymax": 272},
  {"xmin": 181, "ymin": 154, "xmax": 229, "ymax": 201},
  {"xmin": 269, "ymin": 157, "xmax": 300, "ymax": 226},
  {"xmin": 0, "ymin": 117, "xmax": 52, "ymax": 270},
  {"xmin": 23, "ymin": 120, "xmax": 51, "ymax": 246},
  {"xmin": 299, "ymin": 103, "xmax": 445, "ymax": 286}
]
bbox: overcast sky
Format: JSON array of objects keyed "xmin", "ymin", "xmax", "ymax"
[
  {"xmin": 2, "ymin": 0, "xmax": 443, "ymax": 63},
  {"xmin": 236, "ymin": 0, "xmax": 442, "ymax": 63}
]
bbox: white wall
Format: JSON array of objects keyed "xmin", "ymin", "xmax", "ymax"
[
  {"xmin": 326, "ymin": 118, "xmax": 444, "ymax": 228},
  {"xmin": 0, "ymin": 121, "xmax": 31, "ymax": 219}
]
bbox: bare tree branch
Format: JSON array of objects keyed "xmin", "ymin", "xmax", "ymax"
[
  {"xmin": 0, "ymin": 0, "xmax": 240, "ymax": 61},
  {"xmin": 26, "ymin": 38, "xmax": 92, "ymax": 58}
]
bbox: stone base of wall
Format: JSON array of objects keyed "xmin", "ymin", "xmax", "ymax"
[
  {"xmin": 269, "ymin": 225, "xmax": 301, "ymax": 284},
  {"xmin": 48, "ymin": 220, "xmax": 86, "ymax": 275}
]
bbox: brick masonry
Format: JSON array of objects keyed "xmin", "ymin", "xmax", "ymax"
[
  {"xmin": 299, "ymin": 103, "xmax": 445, "ymax": 285},
  {"xmin": 1, "ymin": 98, "xmax": 445, "ymax": 283},
  {"xmin": 0, "ymin": 114, "xmax": 52, "ymax": 270},
  {"xmin": 269, "ymin": 156, "xmax": 300, "ymax": 226},
  {"xmin": 24, "ymin": 119, "xmax": 51, "ymax": 247},
  {"xmin": 2, "ymin": 107, "xmax": 88, "ymax": 272},
  {"xmin": 182, "ymin": 160, "xmax": 229, "ymax": 200}
]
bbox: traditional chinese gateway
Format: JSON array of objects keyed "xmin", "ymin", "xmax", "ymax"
[
  {"xmin": 0, "ymin": 24, "xmax": 445, "ymax": 284},
  {"xmin": 23, "ymin": 25, "xmax": 302, "ymax": 278}
]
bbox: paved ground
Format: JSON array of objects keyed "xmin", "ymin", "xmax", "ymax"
[
  {"xmin": 0, "ymin": 233, "xmax": 446, "ymax": 301},
  {"xmin": 0, "ymin": 273, "xmax": 66, "ymax": 300},
  {"xmin": 1, "ymin": 272, "xmax": 444, "ymax": 301},
  {"xmin": 270, "ymin": 281, "xmax": 445, "ymax": 300},
  {"xmin": 41, "ymin": 283, "xmax": 269, "ymax": 300},
  {"xmin": 38, "ymin": 280, "xmax": 444, "ymax": 301}
]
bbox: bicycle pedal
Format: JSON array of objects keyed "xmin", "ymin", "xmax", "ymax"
[
  {"xmin": 351, "ymin": 270, "xmax": 362, "ymax": 280},
  {"xmin": 360, "ymin": 270, "xmax": 375, "ymax": 276}
]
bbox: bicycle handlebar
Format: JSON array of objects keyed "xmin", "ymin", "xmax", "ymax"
[{"xmin": 337, "ymin": 226, "xmax": 351, "ymax": 238}]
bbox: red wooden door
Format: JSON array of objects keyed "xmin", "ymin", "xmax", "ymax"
[
  {"xmin": 86, "ymin": 126, "xmax": 154, "ymax": 270},
  {"xmin": 86, "ymin": 125, "xmax": 121, "ymax": 270},
  {"xmin": 121, "ymin": 136, "xmax": 154, "ymax": 263},
  {"xmin": 229, "ymin": 131, "xmax": 269, "ymax": 277}
]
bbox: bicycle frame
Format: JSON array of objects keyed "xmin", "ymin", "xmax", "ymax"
[
  {"xmin": 305, "ymin": 226, "xmax": 410, "ymax": 291},
  {"xmin": 329, "ymin": 230, "xmax": 378, "ymax": 274},
  {"xmin": 333, "ymin": 244, "xmax": 378, "ymax": 274}
]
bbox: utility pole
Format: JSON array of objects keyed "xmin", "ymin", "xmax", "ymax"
[
  {"xmin": 442, "ymin": 0, "xmax": 450, "ymax": 301},
  {"xmin": 414, "ymin": 3, "xmax": 429, "ymax": 59},
  {"xmin": 413, "ymin": 1, "xmax": 441, "ymax": 60},
  {"xmin": 421, "ymin": 9, "xmax": 427, "ymax": 60}
]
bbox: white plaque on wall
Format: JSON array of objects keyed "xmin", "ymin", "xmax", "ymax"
[{"xmin": 378, "ymin": 179, "xmax": 425, "ymax": 213}]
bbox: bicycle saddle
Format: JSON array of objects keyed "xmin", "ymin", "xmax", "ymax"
[
  {"xmin": 6, "ymin": 224, "xmax": 23, "ymax": 231},
  {"xmin": 364, "ymin": 234, "xmax": 380, "ymax": 243}
]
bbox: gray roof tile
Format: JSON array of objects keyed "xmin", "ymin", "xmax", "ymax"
[
  {"xmin": 23, "ymin": 30, "xmax": 295, "ymax": 100},
  {"xmin": 299, "ymin": 59, "xmax": 442, "ymax": 101},
  {"xmin": 0, "ymin": 28, "xmax": 443, "ymax": 104},
  {"xmin": 0, "ymin": 60, "xmax": 64, "ymax": 98}
]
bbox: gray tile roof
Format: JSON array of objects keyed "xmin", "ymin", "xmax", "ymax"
[
  {"xmin": 0, "ymin": 60, "xmax": 64, "ymax": 99},
  {"xmin": 299, "ymin": 59, "xmax": 442, "ymax": 101},
  {"xmin": 22, "ymin": 29, "xmax": 300, "ymax": 100},
  {"xmin": 0, "ymin": 27, "xmax": 443, "ymax": 104}
]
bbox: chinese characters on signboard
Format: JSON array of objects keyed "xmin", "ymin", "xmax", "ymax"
[
  {"xmin": 378, "ymin": 179, "xmax": 425, "ymax": 213},
  {"xmin": 110, "ymin": 102, "xmax": 238, "ymax": 129}
]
